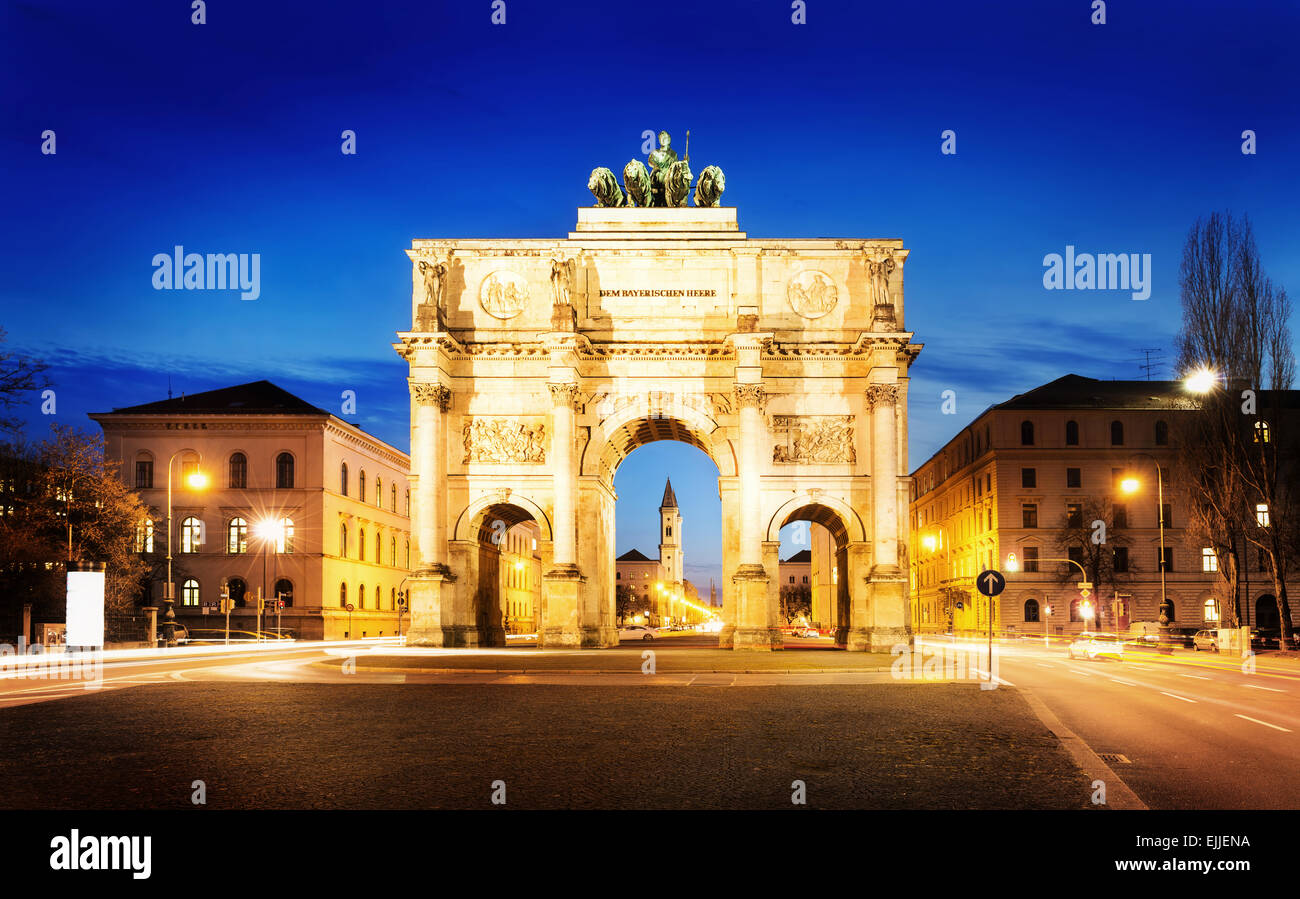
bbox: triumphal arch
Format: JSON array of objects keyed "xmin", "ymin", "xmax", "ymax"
[{"xmin": 395, "ymin": 139, "xmax": 921, "ymax": 651}]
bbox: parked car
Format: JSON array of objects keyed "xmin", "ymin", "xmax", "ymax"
[
  {"xmin": 1192, "ymin": 629, "xmax": 1219, "ymax": 652},
  {"xmin": 1159, "ymin": 626, "xmax": 1200, "ymax": 648},
  {"xmin": 618, "ymin": 625, "xmax": 657, "ymax": 641},
  {"xmin": 791, "ymin": 626, "xmax": 821, "ymax": 638},
  {"xmin": 1067, "ymin": 632, "xmax": 1125, "ymax": 660}
]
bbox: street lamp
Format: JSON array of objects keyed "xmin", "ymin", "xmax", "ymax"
[
  {"xmin": 1120, "ymin": 452, "xmax": 1169, "ymax": 629},
  {"xmin": 164, "ymin": 452, "xmax": 207, "ymax": 647},
  {"xmin": 1043, "ymin": 603, "xmax": 1052, "ymax": 647},
  {"xmin": 254, "ymin": 518, "xmax": 279, "ymax": 641},
  {"xmin": 1183, "ymin": 366, "xmax": 1219, "ymax": 395}
]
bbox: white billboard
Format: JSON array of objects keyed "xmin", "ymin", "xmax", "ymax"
[{"xmin": 66, "ymin": 570, "xmax": 106, "ymax": 647}]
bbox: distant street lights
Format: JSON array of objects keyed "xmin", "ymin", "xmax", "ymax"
[
  {"xmin": 1120, "ymin": 452, "xmax": 1169, "ymax": 628},
  {"xmin": 164, "ymin": 452, "xmax": 208, "ymax": 646}
]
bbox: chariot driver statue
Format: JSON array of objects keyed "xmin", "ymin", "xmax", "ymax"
[{"xmin": 648, "ymin": 130, "xmax": 679, "ymax": 206}]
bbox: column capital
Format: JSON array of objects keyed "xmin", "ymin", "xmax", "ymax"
[
  {"xmin": 412, "ymin": 383, "xmax": 451, "ymax": 411},
  {"xmin": 733, "ymin": 383, "xmax": 767, "ymax": 411},
  {"xmin": 864, "ymin": 383, "xmax": 899, "ymax": 410},
  {"xmin": 548, "ymin": 382, "xmax": 581, "ymax": 409}
]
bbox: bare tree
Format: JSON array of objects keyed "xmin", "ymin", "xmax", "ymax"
[
  {"xmin": 0, "ymin": 328, "xmax": 49, "ymax": 438},
  {"xmin": 1051, "ymin": 496, "xmax": 1132, "ymax": 629}
]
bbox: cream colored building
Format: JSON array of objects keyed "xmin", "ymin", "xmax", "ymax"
[
  {"xmin": 909, "ymin": 374, "xmax": 1271, "ymax": 638},
  {"xmin": 91, "ymin": 381, "xmax": 412, "ymax": 639},
  {"xmin": 499, "ymin": 521, "xmax": 541, "ymax": 634},
  {"xmin": 397, "ymin": 204, "xmax": 920, "ymax": 651}
]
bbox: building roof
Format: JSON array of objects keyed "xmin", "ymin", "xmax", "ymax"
[
  {"xmin": 660, "ymin": 478, "xmax": 677, "ymax": 508},
  {"xmin": 616, "ymin": 549, "xmax": 654, "ymax": 562},
  {"xmin": 993, "ymin": 374, "xmax": 1189, "ymax": 411},
  {"xmin": 783, "ymin": 549, "xmax": 811, "ymax": 564},
  {"xmin": 96, "ymin": 380, "xmax": 331, "ymax": 416}
]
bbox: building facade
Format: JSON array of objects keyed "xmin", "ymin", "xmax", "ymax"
[
  {"xmin": 909, "ymin": 374, "xmax": 1273, "ymax": 638},
  {"xmin": 91, "ymin": 381, "xmax": 412, "ymax": 640}
]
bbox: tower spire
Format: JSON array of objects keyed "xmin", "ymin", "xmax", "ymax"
[{"xmin": 660, "ymin": 477, "xmax": 678, "ymax": 508}]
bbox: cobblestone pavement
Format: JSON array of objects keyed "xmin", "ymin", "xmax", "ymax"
[{"xmin": 0, "ymin": 682, "xmax": 1093, "ymax": 809}]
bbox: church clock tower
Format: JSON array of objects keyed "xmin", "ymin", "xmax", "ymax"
[{"xmin": 658, "ymin": 478, "xmax": 683, "ymax": 587}]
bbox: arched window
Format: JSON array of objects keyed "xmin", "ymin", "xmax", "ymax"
[
  {"xmin": 227, "ymin": 577, "xmax": 247, "ymax": 608},
  {"xmin": 276, "ymin": 517, "xmax": 294, "ymax": 553},
  {"xmin": 1069, "ymin": 598, "xmax": 1083, "ymax": 622},
  {"xmin": 376, "ymin": 531, "xmax": 382, "ymax": 563},
  {"xmin": 229, "ymin": 452, "xmax": 247, "ymax": 488},
  {"xmin": 1110, "ymin": 421, "xmax": 1124, "ymax": 446},
  {"xmin": 135, "ymin": 519, "xmax": 155, "ymax": 553},
  {"xmin": 391, "ymin": 536, "xmax": 397, "ymax": 566},
  {"xmin": 1163, "ymin": 598, "xmax": 1176, "ymax": 621},
  {"xmin": 359, "ymin": 471, "xmax": 366, "ymax": 503},
  {"xmin": 376, "ymin": 477, "xmax": 382, "ymax": 508},
  {"xmin": 391, "ymin": 587, "xmax": 396, "ymax": 609},
  {"xmin": 181, "ymin": 517, "xmax": 203, "ymax": 553},
  {"xmin": 340, "ymin": 582, "xmax": 348, "ymax": 608},
  {"xmin": 274, "ymin": 578, "xmax": 294, "ymax": 608},
  {"xmin": 181, "ymin": 578, "xmax": 200, "ymax": 607},
  {"xmin": 227, "ymin": 517, "xmax": 248, "ymax": 554},
  {"xmin": 1020, "ymin": 420, "xmax": 1034, "ymax": 446},
  {"xmin": 276, "ymin": 452, "xmax": 294, "ymax": 488},
  {"xmin": 359, "ymin": 528, "xmax": 366, "ymax": 561},
  {"xmin": 1155, "ymin": 420, "xmax": 1169, "ymax": 446},
  {"xmin": 1065, "ymin": 420, "xmax": 1079, "ymax": 446},
  {"xmin": 340, "ymin": 523, "xmax": 348, "ymax": 558},
  {"xmin": 1255, "ymin": 420, "xmax": 1271, "ymax": 444},
  {"xmin": 391, "ymin": 483, "xmax": 397, "ymax": 511},
  {"xmin": 1203, "ymin": 597, "xmax": 1219, "ymax": 623},
  {"xmin": 405, "ymin": 489, "xmax": 410, "ymax": 517},
  {"xmin": 405, "ymin": 538, "xmax": 410, "ymax": 568},
  {"xmin": 1024, "ymin": 599, "xmax": 1040, "ymax": 622},
  {"xmin": 341, "ymin": 462, "xmax": 349, "ymax": 496},
  {"xmin": 375, "ymin": 585, "xmax": 380, "ymax": 608},
  {"xmin": 359, "ymin": 583, "xmax": 366, "ymax": 609}
]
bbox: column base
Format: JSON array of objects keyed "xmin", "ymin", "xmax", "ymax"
[
  {"xmin": 540, "ymin": 566, "xmax": 588, "ymax": 649},
  {"xmin": 716, "ymin": 625, "xmax": 736, "ymax": 649},
  {"xmin": 732, "ymin": 627, "xmax": 784, "ymax": 651},
  {"xmin": 405, "ymin": 571, "xmax": 456, "ymax": 646},
  {"xmin": 845, "ymin": 626, "xmax": 912, "ymax": 653},
  {"xmin": 730, "ymin": 565, "xmax": 780, "ymax": 651}
]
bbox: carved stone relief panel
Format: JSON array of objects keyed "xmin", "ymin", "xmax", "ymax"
[
  {"xmin": 462, "ymin": 418, "xmax": 547, "ymax": 463},
  {"xmin": 771, "ymin": 415, "xmax": 856, "ymax": 463}
]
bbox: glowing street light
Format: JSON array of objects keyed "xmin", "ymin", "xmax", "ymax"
[
  {"xmin": 1004, "ymin": 553, "xmax": 1019, "ymax": 573},
  {"xmin": 1120, "ymin": 477, "xmax": 1140, "ymax": 495},
  {"xmin": 1184, "ymin": 367, "xmax": 1219, "ymax": 394},
  {"xmin": 164, "ymin": 451, "xmax": 207, "ymax": 646}
]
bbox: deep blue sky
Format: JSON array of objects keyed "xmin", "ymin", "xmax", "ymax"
[{"xmin": 3, "ymin": 0, "xmax": 1297, "ymax": 588}]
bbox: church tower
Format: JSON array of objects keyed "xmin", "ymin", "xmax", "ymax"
[{"xmin": 658, "ymin": 478, "xmax": 683, "ymax": 586}]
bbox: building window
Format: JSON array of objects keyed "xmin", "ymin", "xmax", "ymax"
[
  {"xmin": 274, "ymin": 578, "xmax": 293, "ymax": 608},
  {"xmin": 1160, "ymin": 547, "xmax": 1174, "ymax": 572},
  {"xmin": 1066, "ymin": 467, "xmax": 1081, "ymax": 488},
  {"xmin": 789, "ymin": 576, "xmax": 795, "ymax": 584},
  {"xmin": 227, "ymin": 577, "xmax": 247, "ymax": 608},
  {"xmin": 391, "ymin": 484, "xmax": 398, "ymax": 510},
  {"xmin": 391, "ymin": 587, "xmax": 396, "ymax": 609},
  {"xmin": 359, "ymin": 528, "xmax": 366, "ymax": 561},
  {"xmin": 135, "ymin": 456, "xmax": 154, "ymax": 489},
  {"xmin": 405, "ymin": 539, "xmax": 410, "ymax": 568},
  {"xmin": 181, "ymin": 578, "xmax": 200, "ymax": 607},
  {"xmin": 1065, "ymin": 420, "xmax": 1079, "ymax": 446},
  {"xmin": 1020, "ymin": 420, "xmax": 1034, "ymax": 445},
  {"xmin": 376, "ymin": 477, "xmax": 382, "ymax": 508},
  {"xmin": 359, "ymin": 583, "xmax": 366, "ymax": 609},
  {"xmin": 229, "ymin": 453, "xmax": 247, "ymax": 488},
  {"xmin": 1202, "ymin": 548, "xmax": 1217, "ymax": 572},
  {"xmin": 1069, "ymin": 598, "xmax": 1084, "ymax": 622},
  {"xmin": 276, "ymin": 517, "xmax": 294, "ymax": 553},
  {"xmin": 359, "ymin": 471, "xmax": 366, "ymax": 503},
  {"xmin": 340, "ymin": 583, "xmax": 348, "ymax": 608},
  {"xmin": 228, "ymin": 517, "xmax": 248, "ymax": 554},
  {"xmin": 1068, "ymin": 545, "xmax": 1084, "ymax": 568},
  {"xmin": 1203, "ymin": 598, "xmax": 1219, "ymax": 623},
  {"xmin": 1113, "ymin": 504, "xmax": 1128, "ymax": 529},
  {"xmin": 341, "ymin": 462, "xmax": 349, "ymax": 496},
  {"xmin": 375, "ymin": 585, "xmax": 380, "ymax": 608},
  {"xmin": 666, "ymin": 526, "xmax": 672, "ymax": 537},
  {"xmin": 133, "ymin": 519, "xmax": 154, "ymax": 553},
  {"xmin": 1023, "ymin": 546, "xmax": 1039, "ymax": 572},
  {"xmin": 1257, "ymin": 504, "xmax": 1270, "ymax": 527},
  {"xmin": 1113, "ymin": 546, "xmax": 1129, "ymax": 572},
  {"xmin": 276, "ymin": 452, "xmax": 294, "ymax": 488},
  {"xmin": 1160, "ymin": 503, "xmax": 1172, "ymax": 528},
  {"xmin": 1110, "ymin": 420, "xmax": 1124, "ymax": 446},
  {"xmin": 391, "ymin": 536, "xmax": 397, "ymax": 566},
  {"xmin": 1155, "ymin": 420, "xmax": 1169, "ymax": 446},
  {"xmin": 1021, "ymin": 468, "xmax": 1036, "ymax": 488},
  {"xmin": 1024, "ymin": 599, "xmax": 1040, "ymax": 622},
  {"xmin": 405, "ymin": 489, "xmax": 410, "ymax": 517},
  {"xmin": 340, "ymin": 523, "xmax": 348, "ymax": 558},
  {"xmin": 1254, "ymin": 420, "xmax": 1271, "ymax": 443},
  {"xmin": 181, "ymin": 517, "xmax": 203, "ymax": 553},
  {"xmin": 376, "ymin": 531, "xmax": 382, "ymax": 563},
  {"xmin": 1022, "ymin": 504, "xmax": 1038, "ymax": 528},
  {"xmin": 1066, "ymin": 503, "xmax": 1083, "ymax": 528}
]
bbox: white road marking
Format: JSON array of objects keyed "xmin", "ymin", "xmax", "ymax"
[
  {"xmin": 1159, "ymin": 691, "xmax": 1196, "ymax": 703},
  {"xmin": 1108, "ymin": 678, "xmax": 1139, "ymax": 687},
  {"xmin": 1244, "ymin": 684, "xmax": 1286, "ymax": 693},
  {"xmin": 1179, "ymin": 674, "xmax": 1212, "ymax": 680},
  {"xmin": 1235, "ymin": 714, "xmax": 1292, "ymax": 733},
  {"xmin": 1036, "ymin": 663, "xmax": 1054, "ymax": 669},
  {"xmin": 1129, "ymin": 664, "xmax": 1156, "ymax": 671}
]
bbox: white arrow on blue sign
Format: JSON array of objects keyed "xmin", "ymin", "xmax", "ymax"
[{"xmin": 976, "ymin": 569, "xmax": 1006, "ymax": 597}]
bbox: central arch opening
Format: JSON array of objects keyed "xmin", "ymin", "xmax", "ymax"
[
  {"xmin": 775, "ymin": 503, "xmax": 856, "ymax": 646},
  {"xmin": 468, "ymin": 501, "xmax": 542, "ymax": 646}
]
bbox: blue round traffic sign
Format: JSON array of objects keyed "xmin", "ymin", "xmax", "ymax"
[{"xmin": 976, "ymin": 569, "xmax": 1006, "ymax": 597}]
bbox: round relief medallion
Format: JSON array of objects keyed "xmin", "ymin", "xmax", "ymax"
[
  {"xmin": 786, "ymin": 270, "xmax": 838, "ymax": 319},
  {"xmin": 479, "ymin": 271, "xmax": 529, "ymax": 319}
]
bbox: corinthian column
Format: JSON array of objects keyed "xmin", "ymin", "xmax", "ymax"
[
  {"xmin": 865, "ymin": 383, "xmax": 901, "ymax": 573},
  {"xmin": 734, "ymin": 383, "xmax": 766, "ymax": 569},
  {"xmin": 548, "ymin": 382, "xmax": 581, "ymax": 570},
  {"xmin": 412, "ymin": 382, "xmax": 451, "ymax": 572}
]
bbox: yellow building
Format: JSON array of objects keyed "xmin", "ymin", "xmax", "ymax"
[
  {"xmin": 499, "ymin": 521, "xmax": 542, "ymax": 634},
  {"xmin": 92, "ymin": 380, "xmax": 412, "ymax": 640}
]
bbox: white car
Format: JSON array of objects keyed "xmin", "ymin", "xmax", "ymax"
[
  {"xmin": 619, "ymin": 625, "xmax": 658, "ymax": 641},
  {"xmin": 1067, "ymin": 632, "xmax": 1124, "ymax": 660},
  {"xmin": 791, "ymin": 626, "xmax": 820, "ymax": 638},
  {"xmin": 1192, "ymin": 629, "xmax": 1219, "ymax": 652}
]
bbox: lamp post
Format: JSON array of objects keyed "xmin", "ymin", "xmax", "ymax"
[
  {"xmin": 1121, "ymin": 452, "xmax": 1168, "ymax": 630},
  {"xmin": 165, "ymin": 452, "xmax": 207, "ymax": 647},
  {"xmin": 922, "ymin": 524, "xmax": 953, "ymax": 632},
  {"xmin": 1043, "ymin": 603, "xmax": 1052, "ymax": 647},
  {"xmin": 1007, "ymin": 553, "xmax": 1091, "ymax": 633},
  {"xmin": 254, "ymin": 519, "xmax": 279, "ymax": 642}
]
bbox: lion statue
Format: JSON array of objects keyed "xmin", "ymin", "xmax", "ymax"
[
  {"xmin": 622, "ymin": 159, "xmax": 652, "ymax": 208},
  {"xmin": 663, "ymin": 159, "xmax": 693, "ymax": 208},
  {"xmin": 587, "ymin": 167, "xmax": 625, "ymax": 207},
  {"xmin": 694, "ymin": 165, "xmax": 725, "ymax": 208}
]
